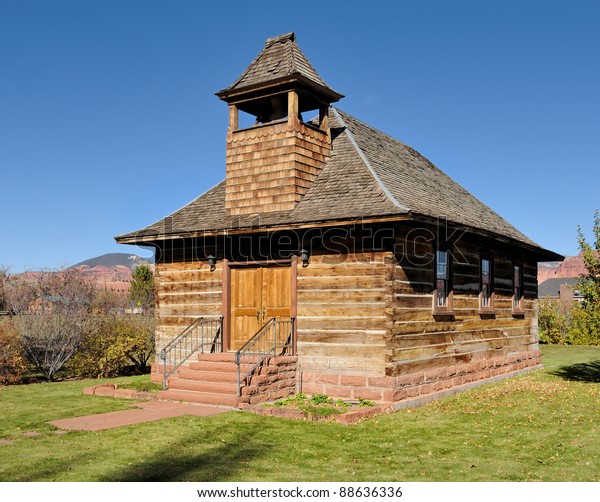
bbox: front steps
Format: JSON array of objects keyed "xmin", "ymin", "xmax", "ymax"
[{"xmin": 157, "ymin": 352, "xmax": 241, "ymax": 407}]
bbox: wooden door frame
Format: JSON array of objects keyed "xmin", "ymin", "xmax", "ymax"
[{"xmin": 221, "ymin": 257, "xmax": 297, "ymax": 353}]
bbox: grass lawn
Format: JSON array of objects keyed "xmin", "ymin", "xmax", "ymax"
[{"xmin": 1, "ymin": 345, "xmax": 600, "ymax": 482}]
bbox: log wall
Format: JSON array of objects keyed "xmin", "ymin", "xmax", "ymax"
[
  {"xmin": 154, "ymin": 260, "xmax": 223, "ymax": 357},
  {"xmin": 296, "ymin": 252, "xmax": 392, "ymax": 380},
  {"xmin": 297, "ymin": 225, "xmax": 542, "ymax": 403}
]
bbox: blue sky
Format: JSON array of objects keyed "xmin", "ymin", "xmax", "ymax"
[{"xmin": 1, "ymin": 0, "xmax": 598, "ymax": 272}]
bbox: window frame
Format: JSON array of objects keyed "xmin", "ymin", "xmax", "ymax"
[
  {"xmin": 512, "ymin": 262, "xmax": 525, "ymax": 315},
  {"xmin": 433, "ymin": 248, "xmax": 454, "ymax": 315},
  {"xmin": 479, "ymin": 256, "xmax": 495, "ymax": 314}
]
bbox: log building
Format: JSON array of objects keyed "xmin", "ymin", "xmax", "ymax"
[{"xmin": 116, "ymin": 33, "xmax": 561, "ymax": 408}]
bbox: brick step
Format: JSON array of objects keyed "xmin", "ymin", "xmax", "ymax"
[
  {"xmin": 167, "ymin": 377, "xmax": 238, "ymax": 394},
  {"xmin": 157, "ymin": 389, "xmax": 239, "ymax": 407},
  {"xmin": 188, "ymin": 360, "xmax": 255, "ymax": 373},
  {"xmin": 197, "ymin": 352, "xmax": 237, "ymax": 362},
  {"xmin": 177, "ymin": 369, "xmax": 238, "ymax": 383}
]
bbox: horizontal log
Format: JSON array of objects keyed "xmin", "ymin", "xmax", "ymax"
[
  {"xmin": 298, "ymin": 290, "xmax": 388, "ymax": 303},
  {"xmin": 298, "ymin": 263, "xmax": 391, "ymax": 277},
  {"xmin": 299, "ymin": 317, "xmax": 388, "ymax": 331},
  {"xmin": 298, "ymin": 356, "xmax": 385, "ymax": 376},
  {"xmin": 297, "ymin": 330, "xmax": 387, "ymax": 345},
  {"xmin": 297, "ymin": 276, "xmax": 388, "ymax": 289},
  {"xmin": 297, "ymin": 344, "xmax": 386, "ymax": 359},
  {"xmin": 298, "ymin": 304, "xmax": 385, "ymax": 317}
]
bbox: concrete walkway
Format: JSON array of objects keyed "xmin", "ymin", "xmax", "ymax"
[{"xmin": 48, "ymin": 401, "xmax": 232, "ymax": 432}]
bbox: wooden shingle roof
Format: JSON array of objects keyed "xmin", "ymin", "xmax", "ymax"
[
  {"xmin": 216, "ymin": 32, "xmax": 342, "ymax": 103},
  {"xmin": 116, "ymin": 107, "xmax": 559, "ymax": 259}
]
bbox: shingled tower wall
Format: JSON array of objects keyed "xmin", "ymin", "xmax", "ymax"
[
  {"xmin": 225, "ymin": 101, "xmax": 331, "ymax": 215},
  {"xmin": 216, "ymin": 33, "xmax": 343, "ymax": 216}
]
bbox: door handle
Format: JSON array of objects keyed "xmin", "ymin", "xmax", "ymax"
[
  {"xmin": 262, "ymin": 307, "xmax": 266, "ymax": 321},
  {"xmin": 256, "ymin": 310, "xmax": 260, "ymax": 321}
]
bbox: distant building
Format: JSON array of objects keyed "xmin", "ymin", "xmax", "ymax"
[{"xmin": 538, "ymin": 278, "xmax": 584, "ymax": 303}]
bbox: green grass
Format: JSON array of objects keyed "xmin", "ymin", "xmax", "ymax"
[{"xmin": 1, "ymin": 345, "xmax": 600, "ymax": 481}]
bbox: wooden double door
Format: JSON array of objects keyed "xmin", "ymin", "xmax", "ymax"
[{"xmin": 229, "ymin": 265, "xmax": 292, "ymax": 351}]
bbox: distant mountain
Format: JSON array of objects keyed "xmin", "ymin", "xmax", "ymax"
[
  {"xmin": 70, "ymin": 253, "xmax": 153, "ymax": 270},
  {"xmin": 538, "ymin": 253, "xmax": 588, "ymax": 284}
]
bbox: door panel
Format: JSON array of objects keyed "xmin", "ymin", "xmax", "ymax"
[
  {"xmin": 230, "ymin": 267, "xmax": 262, "ymax": 351},
  {"xmin": 263, "ymin": 266, "xmax": 292, "ymax": 319},
  {"xmin": 229, "ymin": 265, "xmax": 292, "ymax": 351}
]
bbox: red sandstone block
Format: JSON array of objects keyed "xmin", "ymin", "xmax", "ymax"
[
  {"xmin": 301, "ymin": 372, "xmax": 316, "ymax": 383},
  {"xmin": 249, "ymin": 394, "xmax": 268, "ymax": 405},
  {"xmin": 421, "ymin": 383, "xmax": 432, "ymax": 395},
  {"xmin": 273, "ymin": 356, "xmax": 297, "ymax": 365},
  {"xmin": 94, "ymin": 387, "xmax": 116, "ymax": 397},
  {"xmin": 393, "ymin": 389, "xmax": 408, "ymax": 401},
  {"xmin": 324, "ymin": 385, "xmax": 352, "ymax": 399},
  {"xmin": 115, "ymin": 389, "xmax": 137, "ymax": 399},
  {"xmin": 249, "ymin": 375, "xmax": 269, "ymax": 385},
  {"xmin": 424, "ymin": 370, "xmax": 438, "ymax": 383},
  {"xmin": 301, "ymin": 383, "xmax": 325, "ymax": 395},
  {"xmin": 432, "ymin": 381, "xmax": 444, "ymax": 393},
  {"xmin": 381, "ymin": 389, "xmax": 393, "ymax": 402},
  {"xmin": 366, "ymin": 376, "xmax": 393, "ymax": 388},
  {"xmin": 355, "ymin": 388, "xmax": 382, "ymax": 401},
  {"xmin": 406, "ymin": 386, "xmax": 419, "ymax": 398},
  {"xmin": 396, "ymin": 375, "xmax": 412, "ymax": 387},
  {"xmin": 315, "ymin": 374, "xmax": 340, "ymax": 385},
  {"xmin": 411, "ymin": 373, "xmax": 425, "ymax": 385},
  {"xmin": 340, "ymin": 375, "xmax": 367, "ymax": 387},
  {"xmin": 438, "ymin": 367, "xmax": 448, "ymax": 379},
  {"xmin": 82, "ymin": 387, "xmax": 95, "ymax": 396}
]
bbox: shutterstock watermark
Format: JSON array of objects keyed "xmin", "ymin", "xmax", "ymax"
[{"xmin": 130, "ymin": 215, "xmax": 472, "ymax": 268}]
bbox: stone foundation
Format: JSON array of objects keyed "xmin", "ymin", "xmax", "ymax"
[
  {"xmin": 239, "ymin": 355, "xmax": 298, "ymax": 405},
  {"xmin": 301, "ymin": 350, "xmax": 542, "ymax": 403}
]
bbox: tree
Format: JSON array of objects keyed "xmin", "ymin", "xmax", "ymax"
[
  {"xmin": 577, "ymin": 210, "xmax": 600, "ymax": 308},
  {"xmin": 129, "ymin": 264, "xmax": 155, "ymax": 314},
  {"xmin": 11, "ymin": 268, "xmax": 95, "ymax": 380},
  {"xmin": 0, "ymin": 265, "xmax": 10, "ymax": 312}
]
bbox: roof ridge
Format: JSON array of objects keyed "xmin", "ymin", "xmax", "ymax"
[{"xmin": 331, "ymin": 107, "xmax": 410, "ymax": 212}]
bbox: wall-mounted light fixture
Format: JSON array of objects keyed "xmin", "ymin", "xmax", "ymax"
[
  {"xmin": 300, "ymin": 248, "xmax": 309, "ymax": 268},
  {"xmin": 207, "ymin": 255, "xmax": 216, "ymax": 272}
]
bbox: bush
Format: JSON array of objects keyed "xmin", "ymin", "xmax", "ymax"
[
  {"xmin": 539, "ymin": 298, "xmax": 569, "ymax": 344},
  {"xmin": 0, "ymin": 319, "xmax": 28, "ymax": 385},
  {"xmin": 538, "ymin": 298, "xmax": 600, "ymax": 346},
  {"xmin": 68, "ymin": 315, "xmax": 155, "ymax": 378},
  {"xmin": 568, "ymin": 303, "xmax": 600, "ymax": 346}
]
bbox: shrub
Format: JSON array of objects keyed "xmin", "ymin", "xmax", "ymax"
[
  {"xmin": 68, "ymin": 315, "xmax": 155, "ymax": 378},
  {"xmin": 538, "ymin": 298, "xmax": 600, "ymax": 346},
  {"xmin": 538, "ymin": 298, "xmax": 569, "ymax": 344},
  {"xmin": 0, "ymin": 319, "xmax": 28, "ymax": 385},
  {"xmin": 568, "ymin": 303, "xmax": 600, "ymax": 346}
]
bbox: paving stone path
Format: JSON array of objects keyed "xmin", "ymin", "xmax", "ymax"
[{"xmin": 48, "ymin": 401, "xmax": 232, "ymax": 431}]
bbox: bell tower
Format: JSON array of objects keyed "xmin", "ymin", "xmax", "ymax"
[{"xmin": 216, "ymin": 33, "xmax": 343, "ymax": 216}]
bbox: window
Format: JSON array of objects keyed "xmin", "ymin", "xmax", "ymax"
[
  {"xmin": 480, "ymin": 258, "xmax": 494, "ymax": 312},
  {"xmin": 434, "ymin": 249, "xmax": 453, "ymax": 313},
  {"xmin": 513, "ymin": 264, "xmax": 524, "ymax": 314}
]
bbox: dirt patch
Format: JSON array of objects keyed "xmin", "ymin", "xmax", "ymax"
[{"xmin": 239, "ymin": 393, "xmax": 393, "ymax": 424}]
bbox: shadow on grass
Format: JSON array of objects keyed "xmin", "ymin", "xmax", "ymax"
[
  {"xmin": 101, "ymin": 429, "xmax": 264, "ymax": 482},
  {"xmin": 551, "ymin": 360, "xmax": 600, "ymax": 383}
]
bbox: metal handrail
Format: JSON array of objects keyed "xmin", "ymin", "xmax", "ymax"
[
  {"xmin": 235, "ymin": 317, "xmax": 295, "ymax": 397},
  {"xmin": 160, "ymin": 315, "xmax": 223, "ymax": 390}
]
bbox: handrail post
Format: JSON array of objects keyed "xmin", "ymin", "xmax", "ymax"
[{"xmin": 161, "ymin": 348, "xmax": 167, "ymax": 391}]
